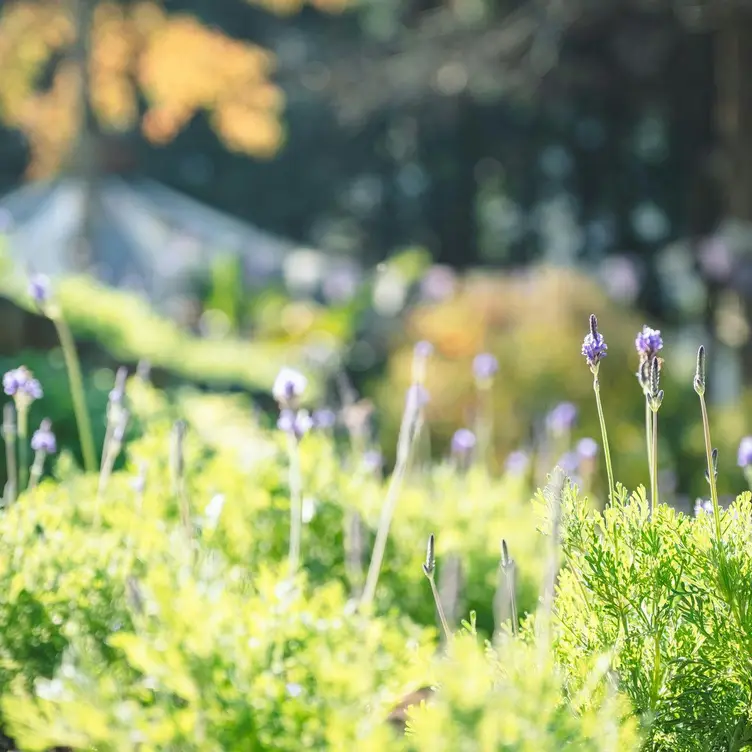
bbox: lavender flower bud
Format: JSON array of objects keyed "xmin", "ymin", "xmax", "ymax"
[
  {"xmin": 694, "ymin": 346, "xmax": 706, "ymax": 396},
  {"xmin": 472, "ymin": 353, "xmax": 499, "ymax": 382},
  {"xmin": 3, "ymin": 367, "xmax": 43, "ymax": 401},
  {"xmin": 414, "ymin": 341, "xmax": 434, "ymax": 359},
  {"xmin": 648, "ymin": 357, "xmax": 663, "ymax": 412},
  {"xmin": 451, "ymin": 428, "xmax": 476, "ymax": 456},
  {"xmin": 576, "ymin": 437, "xmax": 599, "ymax": 460},
  {"xmin": 272, "ymin": 368, "xmax": 308, "ymax": 407},
  {"xmin": 277, "ymin": 409, "xmax": 313, "ymax": 440},
  {"xmin": 738, "ymin": 436, "xmax": 752, "ymax": 468},
  {"xmin": 422, "ymin": 533, "xmax": 436, "ymax": 577},
  {"xmin": 500, "ymin": 539, "xmax": 511, "ymax": 569},
  {"xmin": 581, "ymin": 315, "xmax": 607, "ymax": 370},
  {"xmin": 504, "ymin": 450, "xmax": 529, "ymax": 475},
  {"xmin": 28, "ymin": 274, "xmax": 51, "ymax": 308},
  {"xmin": 30, "ymin": 419, "xmax": 56, "ymax": 454},
  {"xmin": 635, "ymin": 326, "xmax": 663, "ymax": 360}
]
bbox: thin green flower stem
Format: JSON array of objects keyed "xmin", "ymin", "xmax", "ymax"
[
  {"xmin": 28, "ymin": 450, "xmax": 46, "ymax": 490},
  {"xmin": 360, "ymin": 451, "xmax": 409, "ymax": 607},
  {"xmin": 17, "ymin": 405, "xmax": 28, "ymax": 492},
  {"xmin": 51, "ymin": 315, "xmax": 96, "ymax": 474},
  {"xmin": 428, "ymin": 574, "xmax": 452, "ymax": 642},
  {"xmin": 287, "ymin": 433, "xmax": 303, "ymax": 575},
  {"xmin": 3, "ymin": 419, "xmax": 16, "ymax": 507},
  {"xmin": 651, "ymin": 407, "xmax": 659, "ymax": 512},
  {"xmin": 592, "ymin": 368, "xmax": 615, "ymax": 505},
  {"xmin": 649, "ymin": 631, "xmax": 663, "ymax": 712},
  {"xmin": 699, "ymin": 392, "xmax": 722, "ymax": 542},
  {"xmin": 475, "ymin": 382, "xmax": 494, "ymax": 473},
  {"xmin": 645, "ymin": 396, "xmax": 652, "ymax": 489},
  {"xmin": 505, "ymin": 565, "xmax": 518, "ymax": 636},
  {"xmin": 360, "ymin": 408, "xmax": 420, "ymax": 609}
]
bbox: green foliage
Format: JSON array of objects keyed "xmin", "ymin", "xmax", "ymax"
[
  {"xmin": 551, "ymin": 481, "xmax": 752, "ymax": 752},
  {"xmin": 0, "ymin": 371, "xmax": 645, "ymax": 750},
  {"xmin": 406, "ymin": 628, "xmax": 640, "ymax": 752}
]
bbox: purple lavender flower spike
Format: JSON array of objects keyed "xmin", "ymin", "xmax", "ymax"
[
  {"xmin": 28, "ymin": 274, "xmax": 51, "ymax": 307},
  {"xmin": 738, "ymin": 436, "xmax": 752, "ymax": 468},
  {"xmin": 505, "ymin": 450, "xmax": 530, "ymax": 475},
  {"xmin": 362, "ymin": 449, "xmax": 383, "ymax": 473},
  {"xmin": 576, "ymin": 437, "xmax": 599, "ymax": 460},
  {"xmin": 414, "ymin": 341, "xmax": 434, "ymax": 359},
  {"xmin": 581, "ymin": 314, "xmax": 607, "ymax": 369},
  {"xmin": 278, "ymin": 409, "xmax": 313, "ymax": 440},
  {"xmin": 546, "ymin": 402, "xmax": 578, "ymax": 436},
  {"xmin": 473, "ymin": 353, "xmax": 499, "ymax": 382},
  {"xmin": 451, "ymin": 428, "xmax": 477, "ymax": 456},
  {"xmin": 272, "ymin": 368, "xmax": 307, "ymax": 407},
  {"xmin": 313, "ymin": 408, "xmax": 337, "ymax": 430},
  {"xmin": 31, "ymin": 419, "xmax": 56, "ymax": 454},
  {"xmin": 635, "ymin": 325, "xmax": 663, "ymax": 361},
  {"xmin": 3, "ymin": 367, "xmax": 43, "ymax": 401}
]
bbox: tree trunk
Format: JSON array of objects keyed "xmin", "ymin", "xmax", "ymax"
[{"xmin": 70, "ymin": 0, "xmax": 98, "ymax": 273}]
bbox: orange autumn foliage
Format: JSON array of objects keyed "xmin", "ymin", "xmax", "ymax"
[{"xmin": 0, "ymin": 0, "xmax": 347, "ymax": 177}]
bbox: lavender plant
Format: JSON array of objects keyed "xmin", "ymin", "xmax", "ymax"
[{"xmin": 581, "ymin": 314, "xmax": 614, "ymax": 504}]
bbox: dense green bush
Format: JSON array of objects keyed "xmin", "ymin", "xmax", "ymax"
[{"xmin": 0, "ymin": 364, "xmax": 640, "ymax": 750}]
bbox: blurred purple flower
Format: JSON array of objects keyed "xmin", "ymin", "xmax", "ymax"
[
  {"xmin": 694, "ymin": 498, "xmax": 713, "ymax": 517},
  {"xmin": 698, "ymin": 236, "xmax": 733, "ymax": 283},
  {"xmin": 28, "ymin": 274, "xmax": 51, "ymax": 307},
  {"xmin": 3, "ymin": 367, "xmax": 42, "ymax": 401},
  {"xmin": 473, "ymin": 353, "xmax": 499, "ymax": 382},
  {"xmin": 277, "ymin": 409, "xmax": 313, "ymax": 440},
  {"xmin": 286, "ymin": 682, "xmax": 303, "ymax": 698},
  {"xmin": 362, "ymin": 449, "xmax": 383, "ymax": 473},
  {"xmin": 451, "ymin": 428, "xmax": 476, "ymax": 456},
  {"xmin": 419, "ymin": 265, "xmax": 457, "ymax": 302},
  {"xmin": 414, "ymin": 340, "xmax": 434, "ymax": 359},
  {"xmin": 576, "ymin": 437, "xmax": 599, "ymax": 459},
  {"xmin": 313, "ymin": 408, "xmax": 337, "ymax": 429},
  {"xmin": 322, "ymin": 264, "xmax": 360, "ymax": 303},
  {"xmin": 557, "ymin": 452, "xmax": 580, "ymax": 474},
  {"xmin": 635, "ymin": 326, "xmax": 663, "ymax": 360},
  {"xmin": 31, "ymin": 419, "xmax": 56, "ymax": 454},
  {"xmin": 599, "ymin": 255, "xmax": 641, "ymax": 304},
  {"xmin": 582, "ymin": 315, "xmax": 607, "ymax": 369},
  {"xmin": 504, "ymin": 450, "xmax": 530, "ymax": 475},
  {"xmin": 272, "ymin": 368, "xmax": 307, "ymax": 407},
  {"xmin": 546, "ymin": 402, "xmax": 577, "ymax": 436},
  {"xmin": 738, "ymin": 436, "xmax": 752, "ymax": 468}
]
